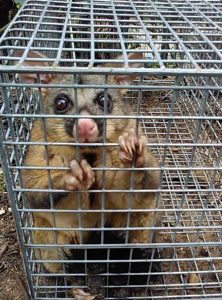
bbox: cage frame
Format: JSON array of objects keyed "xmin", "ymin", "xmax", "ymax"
[{"xmin": 0, "ymin": 0, "xmax": 222, "ymax": 299}]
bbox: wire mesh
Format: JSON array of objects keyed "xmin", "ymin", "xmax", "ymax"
[{"xmin": 0, "ymin": 0, "xmax": 222, "ymax": 299}]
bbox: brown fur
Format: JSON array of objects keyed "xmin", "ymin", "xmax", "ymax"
[{"xmin": 21, "ymin": 52, "xmax": 160, "ymax": 277}]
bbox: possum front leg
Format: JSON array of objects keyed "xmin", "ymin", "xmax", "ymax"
[
  {"xmin": 23, "ymin": 144, "xmax": 94, "ymax": 208},
  {"xmin": 31, "ymin": 159, "xmax": 95, "ymax": 273},
  {"xmin": 33, "ymin": 211, "xmax": 96, "ymax": 300},
  {"xmin": 34, "ymin": 216, "xmax": 96, "ymax": 300},
  {"xmin": 117, "ymin": 128, "xmax": 160, "ymax": 244},
  {"xmin": 33, "ymin": 214, "xmax": 73, "ymax": 273}
]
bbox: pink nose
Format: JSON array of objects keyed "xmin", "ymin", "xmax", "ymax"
[{"xmin": 77, "ymin": 118, "xmax": 98, "ymax": 142}]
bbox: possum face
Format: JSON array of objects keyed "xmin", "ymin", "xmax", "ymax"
[
  {"xmin": 17, "ymin": 51, "xmax": 144, "ymax": 143},
  {"xmin": 42, "ymin": 75, "xmax": 132, "ymax": 143}
]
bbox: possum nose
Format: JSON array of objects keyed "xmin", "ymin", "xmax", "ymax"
[
  {"xmin": 77, "ymin": 118, "xmax": 98, "ymax": 142},
  {"xmin": 78, "ymin": 119, "xmax": 96, "ymax": 135}
]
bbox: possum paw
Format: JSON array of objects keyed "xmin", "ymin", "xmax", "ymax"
[
  {"xmin": 71, "ymin": 288, "xmax": 96, "ymax": 300},
  {"xmin": 64, "ymin": 160, "xmax": 95, "ymax": 190},
  {"xmin": 118, "ymin": 128, "xmax": 146, "ymax": 167}
]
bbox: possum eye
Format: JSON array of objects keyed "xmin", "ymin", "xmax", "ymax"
[
  {"xmin": 54, "ymin": 95, "xmax": 71, "ymax": 113},
  {"xmin": 96, "ymin": 94, "xmax": 112, "ymax": 112}
]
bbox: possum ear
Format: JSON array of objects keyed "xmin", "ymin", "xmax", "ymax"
[
  {"xmin": 114, "ymin": 52, "xmax": 144, "ymax": 86},
  {"xmin": 13, "ymin": 50, "xmax": 53, "ymax": 84}
]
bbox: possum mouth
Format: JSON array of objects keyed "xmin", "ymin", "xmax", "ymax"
[{"xmin": 82, "ymin": 152, "xmax": 97, "ymax": 165}]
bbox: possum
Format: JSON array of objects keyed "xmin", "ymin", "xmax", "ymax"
[{"xmin": 19, "ymin": 51, "xmax": 160, "ymax": 299}]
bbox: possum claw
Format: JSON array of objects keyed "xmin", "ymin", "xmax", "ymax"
[
  {"xmin": 118, "ymin": 129, "xmax": 146, "ymax": 167},
  {"xmin": 71, "ymin": 288, "xmax": 96, "ymax": 300},
  {"xmin": 64, "ymin": 160, "xmax": 95, "ymax": 190}
]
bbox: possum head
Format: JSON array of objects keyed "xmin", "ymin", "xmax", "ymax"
[{"xmin": 17, "ymin": 51, "xmax": 144, "ymax": 144}]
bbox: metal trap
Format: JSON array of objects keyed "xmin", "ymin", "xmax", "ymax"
[{"xmin": 0, "ymin": 0, "xmax": 221, "ymax": 299}]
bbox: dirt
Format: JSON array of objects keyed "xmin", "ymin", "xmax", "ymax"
[{"xmin": 0, "ymin": 172, "xmax": 29, "ymax": 300}]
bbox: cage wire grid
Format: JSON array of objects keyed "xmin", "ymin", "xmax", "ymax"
[{"xmin": 0, "ymin": 0, "xmax": 222, "ymax": 299}]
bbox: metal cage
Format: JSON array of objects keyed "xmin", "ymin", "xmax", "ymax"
[{"xmin": 0, "ymin": 0, "xmax": 222, "ymax": 299}]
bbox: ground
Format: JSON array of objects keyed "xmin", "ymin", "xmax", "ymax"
[
  {"xmin": 0, "ymin": 172, "xmax": 29, "ymax": 300},
  {"xmin": 0, "ymin": 3, "xmax": 27, "ymax": 297}
]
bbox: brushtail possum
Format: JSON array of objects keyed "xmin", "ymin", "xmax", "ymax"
[{"xmin": 20, "ymin": 51, "xmax": 160, "ymax": 299}]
